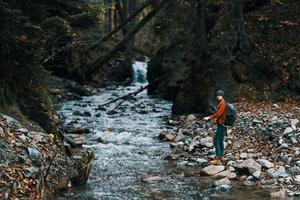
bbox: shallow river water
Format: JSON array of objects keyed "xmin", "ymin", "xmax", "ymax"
[{"xmin": 58, "ymin": 62, "xmax": 272, "ymax": 200}]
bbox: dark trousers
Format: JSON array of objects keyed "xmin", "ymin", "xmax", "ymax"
[{"xmin": 214, "ymin": 124, "xmax": 225, "ymax": 158}]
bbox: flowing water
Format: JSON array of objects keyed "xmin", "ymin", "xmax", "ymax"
[{"xmin": 58, "ymin": 61, "xmax": 272, "ymax": 200}]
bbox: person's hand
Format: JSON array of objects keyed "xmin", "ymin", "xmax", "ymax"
[{"xmin": 203, "ymin": 116, "xmax": 210, "ymax": 121}]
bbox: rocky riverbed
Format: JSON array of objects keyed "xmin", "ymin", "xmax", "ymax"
[
  {"xmin": 0, "ymin": 111, "xmax": 93, "ymax": 199},
  {"xmin": 159, "ymin": 99, "xmax": 300, "ymax": 198}
]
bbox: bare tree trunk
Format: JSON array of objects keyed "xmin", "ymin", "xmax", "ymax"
[
  {"xmin": 108, "ymin": 0, "xmax": 112, "ymax": 32},
  {"xmin": 104, "ymin": 0, "xmax": 110, "ymax": 33},
  {"xmin": 127, "ymin": 0, "xmax": 137, "ymax": 51},
  {"xmin": 196, "ymin": 0, "xmax": 207, "ymax": 51},
  {"xmin": 88, "ymin": 0, "xmax": 169, "ymax": 79},
  {"xmin": 88, "ymin": 0, "xmax": 152, "ymax": 51},
  {"xmin": 233, "ymin": 0, "xmax": 250, "ymax": 49},
  {"xmin": 115, "ymin": 0, "xmax": 127, "ymax": 35}
]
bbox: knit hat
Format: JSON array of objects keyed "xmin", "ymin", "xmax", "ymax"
[{"xmin": 216, "ymin": 90, "xmax": 224, "ymax": 97}]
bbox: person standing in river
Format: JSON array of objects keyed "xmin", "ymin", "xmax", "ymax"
[{"xmin": 203, "ymin": 90, "xmax": 227, "ymax": 165}]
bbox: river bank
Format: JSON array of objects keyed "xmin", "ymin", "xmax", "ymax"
[{"xmin": 159, "ymin": 99, "xmax": 300, "ymax": 198}]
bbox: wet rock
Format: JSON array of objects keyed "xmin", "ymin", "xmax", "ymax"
[
  {"xmin": 270, "ymin": 189, "xmax": 286, "ymax": 199},
  {"xmin": 73, "ymin": 111, "xmax": 82, "ymax": 116},
  {"xmin": 253, "ymin": 170, "xmax": 261, "ymax": 179},
  {"xmin": 186, "ymin": 114, "xmax": 196, "ymax": 121},
  {"xmin": 215, "ymin": 184, "xmax": 231, "ymax": 192},
  {"xmin": 25, "ymin": 167, "xmax": 39, "ymax": 179},
  {"xmin": 83, "ymin": 111, "xmax": 91, "ymax": 117},
  {"xmin": 164, "ymin": 155, "xmax": 177, "ymax": 161},
  {"xmin": 253, "ymin": 119, "xmax": 263, "ymax": 124},
  {"xmin": 238, "ymin": 158, "xmax": 261, "ymax": 175},
  {"xmin": 196, "ymin": 158, "xmax": 208, "ymax": 165},
  {"xmin": 27, "ymin": 147, "xmax": 41, "ymax": 162},
  {"xmin": 288, "ymin": 166, "xmax": 300, "ymax": 173},
  {"xmin": 291, "ymin": 119, "xmax": 299, "ymax": 126},
  {"xmin": 214, "ymin": 170, "xmax": 236, "ymax": 179},
  {"xmin": 214, "ymin": 178, "xmax": 231, "ymax": 186},
  {"xmin": 142, "ymin": 176, "xmax": 163, "ymax": 183},
  {"xmin": 294, "ymin": 175, "xmax": 300, "ymax": 184},
  {"xmin": 65, "ymin": 126, "xmax": 90, "ymax": 134},
  {"xmin": 283, "ymin": 127, "xmax": 293, "ymax": 135},
  {"xmin": 177, "ymin": 161, "xmax": 189, "ymax": 166},
  {"xmin": 158, "ymin": 132, "xmax": 175, "ymax": 142},
  {"xmin": 227, "ymin": 172, "xmax": 237, "ymax": 180},
  {"xmin": 200, "ymin": 137, "xmax": 213, "ymax": 147},
  {"xmin": 257, "ymin": 159, "xmax": 274, "ymax": 169},
  {"xmin": 18, "ymin": 134, "xmax": 27, "ymax": 142},
  {"xmin": 201, "ymin": 165, "xmax": 225, "ymax": 176},
  {"xmin": 174, "ymin": 132, "xmax": 184, "ymax": 142},
  {"xmin": 96, "ymin": 137, "xmax": 108, "ymax": 144},
  {"xmin": 0, "ymin": 140, "xmax": 8, "ymax": 148},
  {"xmin": 240, "ymin": 153, "xmax": 248, "ymax": 159},
  {"xmin": 94, "ymin": 113, "xmax": 101, "ymax": 117},
  {"xmin": 18, "ymin": 155, "xmax": 27, "ymax": 164},
  {"xmin": 17, "ymin": 128, "xmax": 28, "ymax": 134},
  {"xmin": 272, "ymin": 166, "xmax": 288, "ymax": 179}
]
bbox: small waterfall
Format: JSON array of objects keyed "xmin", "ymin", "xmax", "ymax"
[{"xmin": 132, "ymin": 61, "xmax": 148, "ymax": 85}]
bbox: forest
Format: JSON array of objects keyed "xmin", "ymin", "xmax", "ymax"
[{"xmin": 0, "ymin": 0, "xmax": 299, "ymax": 199}]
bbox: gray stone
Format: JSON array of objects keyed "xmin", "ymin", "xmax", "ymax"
[
  {"xmin": 186, "ymin": 114, "xmax": 196, "ymax": 121},
  {"xmin": 177, "ymin": 161, "xmax": 188, "ymax": 166},
  {"xmin": 215, "ymin": 184, "xmax": 231, "ymax": 192},
  {"xmin": 18, "ymin": 134, "xmax": 27, "ymax": 142},
  {"xmin": 257, "ymin": 159, "xmax": 274, "ymax": 169},
  {"xmin": 240, "ymin": 153, "xmax": 248, "ymax": 159},
  {"xmin": 214, "ymin": 178, "xmax": 231, "ymax": 186},
  {"xmin": 270, "ymin": 189, "xmax": 286, "ymax": 199},
  {"xmin": 201, "ymin": 165, "xmax": 225, "ymax": 176},
  {"xmin": 253, "ymin": 119, "xmax": 263, "ymax": 124},
  {"xmin": 17, "ymin": 128, "xmax": 28, "ymax": 134},
  {"xmin": 227, "ymin": 172, "xmax": 237, "ymax": 180},
  {"xmin": 272, "ymin": 166, "xmax": 288, "ymax": 179},
  {"xmin": 0, "ymin": 140, "xmax": 8, "ymax": 148},
  {"xmin": 18, "ymin": 155, "xmax": 27, "ymax": 163},
  {"xmin": 253, "ymin": 170, "xmax": 261, "ymax": 179},
  {"xmin": 196, "ymin": 158, "xmax": 208, "ymax": 165},
  {"xmin": 214, "ymin": 170, "xmax": 231, "ymax": 179},
  {"xmin": 174, "ymin": 132, "xmax": 184, "ymax": 142},
  {"xmin": 27, "ymin": 147, "xmax": 41, "ymax": 162},
  {"xmin": 291, "ymin": 137, "xmax": 298, "ymax": 144},
  {"xmin": 294, "ymin": 175, "xmax": 300, "ymax": 184},
  {"xmin": 25, "ymin": 167, "xmax": 39, "ymax": 178},
  {"xmin": 142, "ymin": 176, "xmax": 163, "ymax": 183},
  {"xmin": 238, "ymin": 158, "xmax": 262, "ymax": 175},
  {"xmin": 283, "ymin": 127, "xmax": 294, "ymax": 135},
  {"xmin": 291, "ymin": 119, "xmax": 299, "ymax": 126},
  {"xmin": 200, "ymin": 137, "xmax": 213, "ymax": 147}
]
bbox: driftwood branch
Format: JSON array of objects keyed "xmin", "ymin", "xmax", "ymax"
[{"xmin": 98, "ymin": 75, "xmax": 165, "ymax": 110}]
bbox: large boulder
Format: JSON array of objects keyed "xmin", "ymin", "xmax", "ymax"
[
  {"xmin": 201, "ymin": 165, "xmax": 225, "ymax": 176},
  {"xmin": 237, "ymin": 158, "xmax": 261, "ymax": 175}
]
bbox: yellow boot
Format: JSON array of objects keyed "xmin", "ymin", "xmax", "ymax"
[{"xmin": 209, "ymin": 157, "xmax": 221, "ymax": 165}]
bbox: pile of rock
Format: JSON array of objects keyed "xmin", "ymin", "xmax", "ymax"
[
  {"xmin": 159, "ymin": 102, "xmax": 300, "ymax": 197},
  {"xmin": 0, "ymin": 114, "xmax": 83, "ymax": 199}
]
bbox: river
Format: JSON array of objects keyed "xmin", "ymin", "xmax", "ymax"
[{"xmin": 58, "ymin": 61, "xmax": 271, "ymax": 200}]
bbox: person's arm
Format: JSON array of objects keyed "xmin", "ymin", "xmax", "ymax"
[{"xmin": 209, "ymin": 101, "xmax": 226, "ymax": 120}]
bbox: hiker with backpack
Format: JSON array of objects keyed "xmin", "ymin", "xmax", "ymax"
[{"xmin": 203, "ymin": 90, "xmax": 236, "ymax": 164}]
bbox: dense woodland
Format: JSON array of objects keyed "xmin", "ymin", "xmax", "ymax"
[
  {"xmin": 0, "ymin": 0, "xmax": 300, "ymax": 198},
  {"xmin": 1, "ymin": 0, "xmax": 299, "ymax": 124}
]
